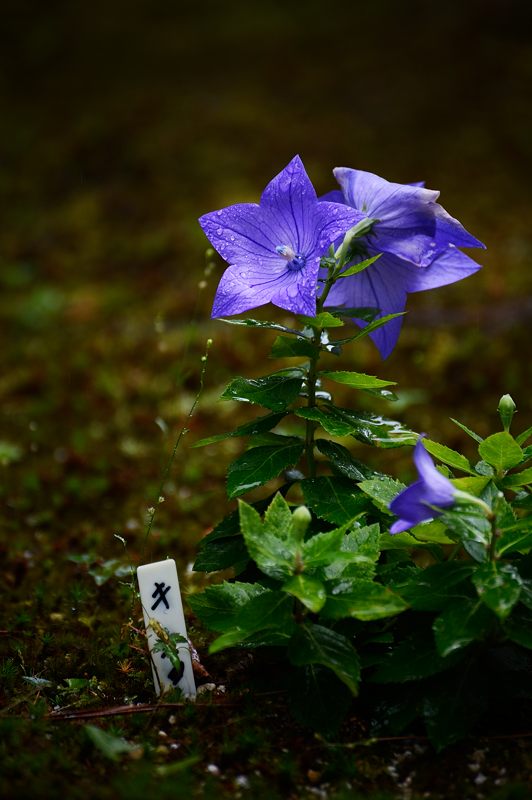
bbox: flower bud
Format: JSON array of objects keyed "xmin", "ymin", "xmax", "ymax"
[
  {"xmin": 498, "ymin": 394, "xmax": 516, "ymax": 432},
  {"xmin": 291, "ymin": 505, "xmax": 312, "ymax": 541}
]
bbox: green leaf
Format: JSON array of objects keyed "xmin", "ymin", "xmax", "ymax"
[
  {"xmin": 316, "ymin": 439, "xmax": 376, "ymax": 481},
  {"xmin": 221, "ymin": 370, "xmax": 304, "ymax": 411},
  {"xmin": 296, "ymin": 406, "xmax": 417, "ymax": 447},
  {"xmin": 336, "ymin": 254, "xmax": 381, "ymax": 278},
  {"xmin": 422, "ymin": 439, "xmax": 475, "ymax": 474},
  {"xmin": 326, "ymin": 306, "xmax": 379, "ymax": 322},
  {"xmin": 333, "ymin": 312, "xmax": 406, "ymax": 346},
  {"xmin": 209, "ymin": 590, "xmax": 295, "ymax": 653},
  {"xmin": 282, "ymin": 575, "xmax": 326, "ymax": 612},
  {"xmin": 358, "ymin": 476, "xmax": 407, "ymax": 514},
  {"xmin": 450, "ymin": 476, "xmax": 491, "ymax": 495},
  {"xmin": 501, "ymin": 467, "xmax": 532, "ymax": 488},
  {"xmin": 239, "ymin": 500, "xmax": 298, "ymax": 580},
  {"xmin": 478, "ymin": 432, "xmax": 523, "ymax": 472},
  {"xmin": 270, "ymin": 335, "xmax": 318, "ymax": 359},
  {"xmin": 433, "ymin": 599, "xmax": 493, "ymax": 657},
  {"xmin": 473, "ymin": 562, "xmax": 522, "ymax": 619},
  {"xmin": 410, "ymin": 520, "xmax": 454, "ymax": 544},
  {"xmin": 323, "ymin": 524, "xmax": 381, "ymax": 581},
  {"xmin": 321, "ymin": 580, "xmax": 408, "ymax": 621},
  {"xmin": 262, "ymin": 491, "xmax": 294, "ymax": 539},
  {"xmin": 298, "ymin": 311, "xmax": 344, "ymax": 328},
  {"xmin": 85, "ymin": 725, "xmax": 138, "ymax": 761},
  {"xmin": 188, "ymin": 582, "xmax": 267, "ymax": 632},
  {"xmin": 227, "ymin": 440, "xmax": 304, "ymax": 498},
  {"xmin": 496, "ymin": 527, "xmax": 532, "ymax": 556},
  {"xmin": 450, "ymin": 417, "xmax": 483, "ymax": 443},
  {"xmin": 301, "ymin": 476, "xmax": 369, "ymax": 524},
  {"xmin": 288, "ymin": 624, "xmax": 360, "ymax": 694},
  {"xmin": 219, "ymin": 317, "xmax": 307, "ymax": 338},
  {"xmin": 393, "ymin": 563, "xmax": 475, "ymax": 612},
  {"xmin": 371, "ymin": 631, "xmax": 463, "ymax": 683},
  {"xmin": 320, "ymin": 370, "xmax": 396, "ymax": 391},
  {"xmin": 193, "ymin": 412, "xmax": 286, "ymax": 447},
  {"xmin": 301, "ymin": 526, "xmax": 347, "ymax": 571},
  {"xmin": 193, "ymin": 536, "xmax": 249, "ymax": 573},
  {"xmin": 516, "ymin": 425, "xmax": 532, "ymax": 446}
]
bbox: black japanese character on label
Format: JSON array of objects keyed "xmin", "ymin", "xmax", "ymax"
[{"xmin": 151, "ymin": 581, "xmax": 171, "ymax": 610}]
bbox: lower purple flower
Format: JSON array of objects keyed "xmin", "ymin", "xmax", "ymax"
[
  {"xmin": 388, "ymin": 438, "xmax": 456, "ymax": 534},
  {"xmin": 199, "ymin": 156, "xmax": 363, "ymax": 318}
]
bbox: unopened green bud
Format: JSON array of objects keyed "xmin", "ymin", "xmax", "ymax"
[
  {"xmin": 498, "ymin": 394, "xmax": 516, "ymax": 432},
  {"xmin": 291, "ymin": 505, "xmax": 312, "ymax": 541}
]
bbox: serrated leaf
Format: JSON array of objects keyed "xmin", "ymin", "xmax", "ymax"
[
  {"xmin": 394, "ymin": 563, "xmax": 475, "ymax": 612},
  {"xmin": 326, "ymin": 306, "xmax": 380, "ymax": 322},
  {"xmin": 288, "ymin": 624, "xmax": 360, "ymax": 694},
  {"xmin": 316, "ymin": 439, "xmax": 376, "ymax": 481},
  {"xmin": 208, "ymin": 590, "xmax": 295, "ymax": 653},
  {"xmin": 298, "ymin": 404, "xmax": 417, "ymax": 445},
  {"xmin": 478, "ymin": 432, "xmax": 523, "ymax": 472},
  {"xmin": 472, "ymin": 562, "xmax": 522, "ymax": 619},
  {"xmin": 221, "ymin": 370, "xmax": 304, "ymax": 411},
  {"xmin": 301, "ymin": 526, "xmax": 347, "ymax": 571},
  {"xmin": 270, "ymin": 335, "xmax": 317, "ymax": 359},
  {"xmin": 450, "ymin": 417, "xmax": 483, "ymax": 443},
  {"xmin": 410, "ymin": 520, "xmax": 454, "ymax": 544},
  {"xmin": 193, "ymin": 535, "xmax": 248, "ymax": 572},
  {"xmin": 358, "ymin": 476, "xmax": 407, "ymax": 514},
  {"xmin": 323, "ymin": 524, "xmax": 381, "ymax": 581},
  {"xmin": 227, "ymin": 440, "xmax": 304, "ymax": 498},
  {"xmin": 301, "ymin": 476, "xmax": 369, "ymax": 524},
  {"xmin": 282, "ymin": 575, "xmax": 326, "ymax": 612},
  {"xmin": 239, "ymin": 500, "xmax": 298, "ymax": 580},
  {"xmin": 371, "ymin": 631, "xmax": 463, "ymax": 684},
  {"xmin": 516, "ymin": 425, "xmax": 532, "ymax": 445},
  {"xmin": 501, "ymin": 467, "xmax": 532, "ymax": 488},
  {"xmin": 320, "ymin": 370, "xmax": 396, "ymax": 391},
  {"xmin": 336, "ymin": 254, "xmax": 381, "ymax": 278},
  {"xmin": 193, "ymin": 411, "xmax": 286, "ymax": 447},
  {"xmin": 263, "ymin": 491, "xmax": 294, "ymax": 539},
  {"xmin": 333, "ymin": 312, "xmax": 406, "ymax": 346},
  {"xmin": 219, "ymin": 317, "xmax": 306, "ymax": 338},
  {"xmin": 299, "ymin": 311, "xmax": 344, "ymax": 328},
  {"xmin": 321, "ymin": 580, "xmax": 408, "ymax": 621},
  {"xmin": 422, "ymin": 439, "xmax": 475, "ymax": 474},
  {"xmin": 433, "ymin": 599, "xmax": 493, "ymax": 656},
  {"xmin": 496, "ymin": 527, "xmax": 532, "ymax": 555},
  {"xmin": 188, "ymin": 582, "xmax": 267, "ymax": 632}
]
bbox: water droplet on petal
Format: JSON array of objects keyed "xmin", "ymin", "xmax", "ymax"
[{"xmin": 217, "ymin": 227, "xmax": 223, "ymax": 235}]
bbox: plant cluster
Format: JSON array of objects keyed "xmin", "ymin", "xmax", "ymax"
[{"xmin": 188, "ymin": 156, "xmax": 532, "ymax": 749}]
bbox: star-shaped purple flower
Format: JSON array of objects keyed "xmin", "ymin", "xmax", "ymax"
[
  {"xmin": 322, "ymin": 167, "xmax": 486, "ymax": 357},
  {"xmin": 388, "ymin": 438, "xmax": 456, "ymax": 534},
  {"xmin": 199, "ymin": 156, "xmax": 364, "ymax": 318}
]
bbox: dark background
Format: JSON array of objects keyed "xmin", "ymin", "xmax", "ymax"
[{"xmin": 1, "ymin": 0, "xmax": 531, "ymax": 553}]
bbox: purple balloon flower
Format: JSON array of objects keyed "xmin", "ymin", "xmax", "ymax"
[
  {"xmin": 199, "ymin": 156, "xmax": 364, "ymax": 318},
  {"xmin": 388, "ymin": 438, "xmax": 456, "ymax": 534},
  {"xmin": 322, "ymin": 167, "xmax": 486, "ymax": 358}
]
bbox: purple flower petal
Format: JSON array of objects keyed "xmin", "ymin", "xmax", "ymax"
[
  {"xmin": 201, "ymin": 156, "xmax": 361, "ymax": 319},
  {"xmin": 389, "ymin": 439, "xmax": 456, "ymax": 534},
  {"xmin": 324, "ymin": 251, "xmax": 407, "ymax": 359}
]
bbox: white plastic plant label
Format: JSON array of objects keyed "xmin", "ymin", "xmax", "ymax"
[{"xmin": 137, "ymin": 558, "xmax": 196, "ymax": 698}]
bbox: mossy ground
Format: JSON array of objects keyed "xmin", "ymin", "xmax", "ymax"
[{"xmin": 2, "ymin": 2, "xmax": 532, "ymax": 797}]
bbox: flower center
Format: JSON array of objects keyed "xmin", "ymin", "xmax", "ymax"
[{"xmin": 276, "ymin": 245, "xmax": 307, "ymax": 272}]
